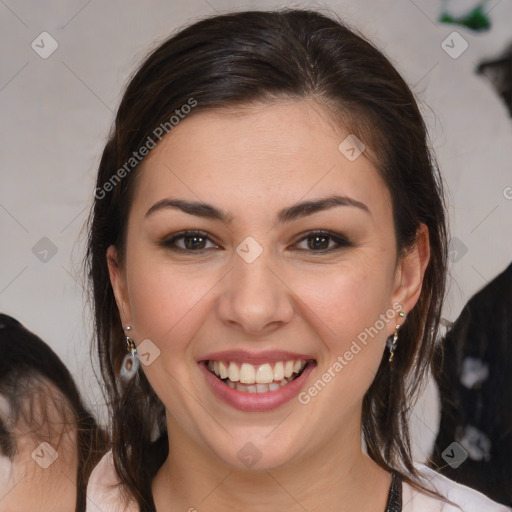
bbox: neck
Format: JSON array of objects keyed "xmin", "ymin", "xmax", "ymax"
[{"xmin": 152, "ymin": 415, "xmax": 392, "ymax": 511}]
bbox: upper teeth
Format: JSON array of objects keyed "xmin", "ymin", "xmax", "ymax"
[{"xmin": 207, "ymin": 360, "xmax": 307, "ymax": 384}]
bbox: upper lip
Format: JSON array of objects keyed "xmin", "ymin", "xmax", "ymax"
[{"xmin": 199, "ymin": 350, "xmax": 316, "ymax": 366}]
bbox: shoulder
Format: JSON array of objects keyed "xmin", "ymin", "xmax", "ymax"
[
  {"xmin": 402, "ymin": 463, "xmax": 512, "ymax": 512},
  {"xmin": 85, "ymin": 450, "xmax": 139, "ymax": 512}
]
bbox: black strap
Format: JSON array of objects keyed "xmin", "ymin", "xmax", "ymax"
[{"xmin": 385, "ymin": 472, "xmax": 402, "ymax": 512}]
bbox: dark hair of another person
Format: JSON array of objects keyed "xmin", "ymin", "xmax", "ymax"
[
  {"xmin": 430, "ymin": 261, "xmax": 512, "ymax": 506},
  {"xmin": 85, "ymin": 9, "xmax": 450, "ymax": 510},
  {"xmin": 0, "ymin": 314, "xmax": 109, "ymax": 512}
]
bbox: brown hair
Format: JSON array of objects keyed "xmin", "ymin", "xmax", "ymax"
[{"xmin": 85, "ymin": 8, "xmax": 452, "ymax": 510}]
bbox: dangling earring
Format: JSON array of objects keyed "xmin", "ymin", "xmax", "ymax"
[
  {"xmin": 387, "ymin": 311, "xmax": 406, "ymax": 363},
  {"xmin": 124, "ymin": 325, "xmax": 137, "ymax": 356},
  {"xmin": 121, "ymin": 325, "xmax": 139, "ymax": 381}
]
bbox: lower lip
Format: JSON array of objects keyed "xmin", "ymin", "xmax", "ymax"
[{"xmin": 198, "ymin": 361, "xmax": 315, "ymax": 412}]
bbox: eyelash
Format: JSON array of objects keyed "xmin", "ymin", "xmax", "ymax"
[{"xmin": 159, "ymin": 230, "xmax": 352, "ymax": 254}]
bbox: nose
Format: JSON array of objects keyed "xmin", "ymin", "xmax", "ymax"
[{"xmin": 217, "ymin": 249, "xmax": 294, "ymax": 335}]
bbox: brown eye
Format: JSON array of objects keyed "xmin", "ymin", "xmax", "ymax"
[
  {"xmin": 160, "ymin": 231, "xmax": 219, "ymax": 252},
  {"xmin": 182, "ymin": 234, "xmax": 207, "ymax": 250},
  {"xmin": 292, "ymin": 231, "xmax": 352, "ymax": 253}
]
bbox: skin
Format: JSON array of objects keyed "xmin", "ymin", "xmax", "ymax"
[{"xmin": 107, "ymin": 99, "xmax": 430, "ymax": 511}]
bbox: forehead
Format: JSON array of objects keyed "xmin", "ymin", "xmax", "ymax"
[{"xmin": 131, "ymin": 100, "xmax": 390, "ymax": 220}]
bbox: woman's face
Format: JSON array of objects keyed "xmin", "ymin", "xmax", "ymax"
[{"xmin": 108, "ymin": 100, "xmax": 428, "ymax": 471}]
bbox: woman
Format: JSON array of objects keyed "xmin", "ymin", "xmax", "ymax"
[{"xmin": 84, "ymin": 9, "xmax": 510, "ymax": 512}]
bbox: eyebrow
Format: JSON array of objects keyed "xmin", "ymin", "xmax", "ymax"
[{"xmin": 145, "ymin": 195, "xmax": 371, "ymax": 224}]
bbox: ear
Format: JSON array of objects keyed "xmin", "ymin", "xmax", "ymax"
[
  {"xmin": 389, "ymin": 223, "xmax": 430, "ymax": 327},
  {"xmin": 106, "ymin": 245, "xmax": 132, "ymax": 326}
]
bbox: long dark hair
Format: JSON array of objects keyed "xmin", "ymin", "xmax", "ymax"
[
  {"xmin": 0, "ymin": 314, "xmax": 109, "ymax": 512},
  {"xmin": 85, "ymin": 8, "xmax": 450, "ymax": 509}
]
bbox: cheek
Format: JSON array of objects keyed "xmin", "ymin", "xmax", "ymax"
[
  {"xmin": 295, "ymin": 267, "xmax": 393, "ymax": 410},
  {"xmin": 292, "ymin": 257, "xmax": 397, "ymax": 405},
  {"xmin": 128, "ymin": 267, "xmax": 196, "ymax": 330},
  {"xmin": 295, "ymin": 257, "xmax": 394, "ymax": 345},
  {"xmin": 124, "ymin": 249, "xmax": 219, "ymax": 364}
]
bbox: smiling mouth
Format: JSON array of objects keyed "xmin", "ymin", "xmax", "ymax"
[{"xmin": 205, "ymin": 359, "xmax": 313, "ymax": 393}]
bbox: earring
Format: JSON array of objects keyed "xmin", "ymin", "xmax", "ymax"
[
  {"xmin": 387, "ymin": 312, "xmax": 406, "ymax": 363},
  {"xmin": 121, "ymin": 325, "xmax": 139, "ymax": 381},
  {"xmin": 120, "ymin": 351, "xmax": 140, "ymax": 380},
  {"xmin": 124, "ymin": 325, "xmax": 137, "ymax": 356}
]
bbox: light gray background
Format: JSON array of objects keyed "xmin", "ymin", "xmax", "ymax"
[{"xmin": 1, "ymin": 0, "xmax": 512, "ymax": 461}]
